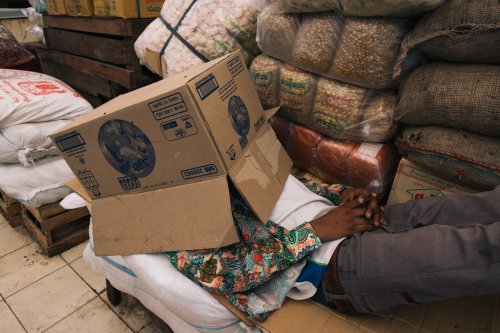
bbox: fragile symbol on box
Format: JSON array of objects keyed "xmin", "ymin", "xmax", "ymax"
[{"xmin": 161, "ymin": 116, "xmax": 198, "ymax": 141}]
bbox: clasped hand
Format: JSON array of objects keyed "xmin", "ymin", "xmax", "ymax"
[{"xmin": 309, "ymin": 188, "xmax": 387, "ymax": 242}]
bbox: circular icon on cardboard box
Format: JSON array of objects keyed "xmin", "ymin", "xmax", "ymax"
[
  {"xmin": 228, "ymin": 95, "xmax": 250, "ymax": 137},
  {"xmin": 98, "ymin": 119, "xmax": 156, "ymax": 177}
]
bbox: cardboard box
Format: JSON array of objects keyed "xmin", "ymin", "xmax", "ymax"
[
  {"xmin": 46, "ymin": 0, "xmax": 67, "ymax": 15},
  {"xmin": 1, "ymin": 19, "xmax": 40, "ymax": 44},
  {"xmin": 56, "ymin": 51, "xmax": 292, "ymax": 255},
  {"xmin": 65, "ymin": 0, "xmax": 93, "ymax": 16},
  {"xmin": 387, "ymin": 158, "xmax": 476, "ymax": 205},
  {"xmin": 93, "ymin": 0, "xmax": 163, "ymax": 18}
]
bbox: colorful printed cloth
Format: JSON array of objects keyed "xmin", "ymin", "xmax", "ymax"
[{"xmin": 165, "ymin": 176, "xmax": 344, "ymax": 320}]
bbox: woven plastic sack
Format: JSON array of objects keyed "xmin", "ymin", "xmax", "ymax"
[
  {"xmin": 0, "ymin": 23, "xmax": 35, "ymax": 68},
  {"xmin": 0, "ymin": 156, "xmax": 74, "ymax": 207},
  {"xmin": 134, "ymin": 0, "xmax": 263, "ymax": 77},
  {"xmin": 270, "ymin": 115, "xmax": 399, "ymax": 197},
  {"xmin": 251, "ymin": 55, "xmax": 397, "ymax": 142},
  {"xmin": 396, "ymin": 63, "xmax": 500, "ymax": 137},
  {"xmin": 396, "ymin": 126, "xmax": 500, "ymax": 191},
  {"xmin": 0, "ymin": 120, "xmax": 71, "ymax": 166},
  {"xmin": 396, "ymin": 0, "xmax": 500, "ymax": 74},
  {"xmin": 0, "ymin": 69, "xmax": 92, "ymax": 128},
  {"xmin": 268, "ymin": 0, "xmax": 445, "ymax": 17},
  {"xmin": 257, "ymin": 9, "xmax": 417, "ymax": 89}
]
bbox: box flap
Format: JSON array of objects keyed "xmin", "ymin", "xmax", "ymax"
[
  {"xmin": 145, "ymin": 48, "xmax": 165, "ymax": 77},
  {"xmin": 230, "ymin": 123, "xmax": 292, "ymax": 222},
  {"xmin": 91, "ymin": 176, "xmax": 240, "ymax": 255},
  {"xmin": 65, "ymin": 178, "xmax": 92, "ymax": 203}
]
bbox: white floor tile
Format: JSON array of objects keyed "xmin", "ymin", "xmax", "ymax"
[
  {"xmin": 44, "ymin": 297, "xmax": 132, "ymax": 333},
  {"xmin": 0, "ymin": 222, "xmax": 33, "ymax": 258},
  {"xmin": 7, "ymin": 266, "xmax": 95, "ymax": 333},
  {"xmin": 0, "ymin": 243, "xmax": 66, "ymax": 298},
  {"xmin": 70, "ymin": 256, "xmax": 106, "ymax": 294},
  {"xmin": 0, "ymin": 300, "xmax": 26, "ymax": 333},
  {"xmin": 60, "ymin": 241, "xmax": 88, "ymax": 264},
  {"xmin": 102, "ymin": 293, "xmax": 152, "ymax": 332}
]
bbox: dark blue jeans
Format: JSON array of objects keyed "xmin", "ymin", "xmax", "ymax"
[{"xmin": 318, "ymin": 186, "xmax": 500, "ymax": 314}]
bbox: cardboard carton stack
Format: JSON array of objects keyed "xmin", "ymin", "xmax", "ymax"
[
  {"xmin": 53, "ymin": 51, "xmax": 292, "ymax": 255},
  {"xmin": 45, "ymin": 0, "xmax": 164, "ymax": 18}
]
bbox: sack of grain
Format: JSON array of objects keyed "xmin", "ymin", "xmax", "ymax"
[
  {"xmin": 0, "ymin": 156, "xmax": 74, "ymax": 207},
  {"xmin": 0, "ymin": 23, "xmax": 35, "ymax": 68},
  {"xmin": 396, "ymin": 63, "xmax": 500, "ymax": 137},
  {"xmin": 0, "ymin": 120, "xmax": 71, "ymax": 166},
  {"xmin": 134, "ymin": 0, "xmax": 262, "ymax": 77},
  {"xmin": 268, "ymin": 0, "xmax": 445, "ymax": 17},
  {"xmin": 396, "ymin": 0, "xmax": 500, "ymax": 74},
  {"xmin": 257, "ymin": 9, "xmax": 417, "ymax": 89},
  {"xmin": 269, "ymin": 116, "xmax": 399, "ymax": 196},
  {"xmin": 251, "ymin": 55, "xmax": 398, "ymax": 142},
  {"xmin": 0, "ymin": 69, "xmax": 92, "ymax": 128},
  {"xmin": 396, "ymin": 126, "xmax": 500, "ymax": 191}
]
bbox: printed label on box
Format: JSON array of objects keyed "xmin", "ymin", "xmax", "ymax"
[
  {"xmin": 181, "ymin": 164, "xmax": 218, "ymax": 179},
  {"xmin": 55, "ymin": 131, "xmax": 86, "ymax": 152},
  {"xmin": 195, "ymin": 74, "xmax": 219, "ymax": 100},
  {"xmin": 161, "ymin": 116, "xmax": 198, "ymax": 141},
  {"xmin": 148, "ymin": 93, "xmax": 188, "ymax": 120},
  {"xmin": 227, "ymin": 56, "xmax": 244, "ymax": 77}
]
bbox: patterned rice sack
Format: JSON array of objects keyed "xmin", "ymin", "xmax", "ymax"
[
  {"xmin": 257, "ymin": 9, "xmax": 419, "ymax": 89},
  {"xmin": 395, "ymin": 0, "xmax": 500, "ymax": 74},
  {"xmin": 251, "ymin": 55, "xmax": 397, "ymax": 142},
  {"xmin": 0, "ymin": 23, "xmax": 34, "ymax": 68},
  {"xmin": 270, "ymin": 115, "xmax": 399, "ymax": 197},
  {"xmin": 396, "ymin": 63, "xmax": 500, "ymax": 137},
  {"xmin": 396, "ymin": 126, "xmax": 500, "ymax": 191},
  {"xmin": 268, "ymin": 0, "xmax": 446, "ymax": 17}
]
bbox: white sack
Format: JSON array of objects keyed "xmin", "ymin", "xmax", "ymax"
[
  {"xmin": 0, "ymin": 69, "xmax": 92, "ymax": 128},
  {"xmin": 0, "ymin": 156, "xmax": 74, "ymax": 207},
  {"xmin": 0, "ymin": 120, "xmax": 71, "ymax": 165},
  {"xmin": 134, "ymin": 0, "xmax": 262, "ymax": 77}
]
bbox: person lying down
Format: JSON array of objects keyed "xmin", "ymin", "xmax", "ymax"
[{"xmin": 165, "ymin": 175, "xmax": 500, "ymax": 320}]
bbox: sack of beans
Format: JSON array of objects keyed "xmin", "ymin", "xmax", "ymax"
[
  {"xmin": 0, "ymin": 23, "xmax": 35, "ymax": 68},
  {"xmin": 396, "ymin": 63, "xmax": 500, "ymax": 137},
  {"xmin": 257, "ymin": 9, "xmax": 418, "ymax": 89},
  {"xmin": 396, "ymin": 126, "xmax": 500, "ymax": 191},
  {"xmin": 269, "ymin": 115, "xmax": 399, "ymax": 197},
  {"xmin": 135, "ymin": 0, "xmax": 262, "ymax": 77},
  {"xmin": 396, "ymin": 0, "xmax": 500, "ymax": 74},
  {"xmin": 251, "ymin": 55, "xmax": 397, "ymax": 142},
  {"xmin": 268, "ymin": 0, "xmax": 445, "ymax": 17}
]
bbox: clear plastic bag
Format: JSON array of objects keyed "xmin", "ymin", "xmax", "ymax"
[
  {"xmin": 270, "ymin": 115, "xmax": 400, "ymax": 197},
  {"xmin": 0, "ymin": 23, "xmax": 35, "ymax": 68},
  {"xmin": 251, "ymin": 55, "xmax": 398, "ymax": 142},
  {"xmin": 257, "ymin": 9, "xmax": 417, "ymax": 89},
  {"xmin": 135, "ymin": 0, "xmax": 263, "ymax": 77},
  {"xmin": 268, "ymin": 0, "xmax": 446, "ymax": 17}
]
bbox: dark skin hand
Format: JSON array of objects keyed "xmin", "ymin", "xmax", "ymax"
[{"xmin": 309, "ymin": 188, "xmax": 387, "ymax": 243}]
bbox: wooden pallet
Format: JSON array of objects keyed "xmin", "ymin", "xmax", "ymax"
[
  {"xmin": 21, "ymin": 201, "xmax": 90, "ymax": 257},
  {"xmin": 0, "ymin": 189, "xmax": 23, "ymax": 227},
  {"xmin": 36, "ymin": 15, "xmax": 158, "ymax": 107}
]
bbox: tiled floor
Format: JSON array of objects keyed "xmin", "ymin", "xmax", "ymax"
[{"xmin": 0, "ymin": 214, "xmax": 169, "ymax": 333}]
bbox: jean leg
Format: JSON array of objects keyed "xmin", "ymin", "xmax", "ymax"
[
  {"xmin": 335, "ymin": 221, "xmax": 500, "ymax": 314},
  {"xmin": 384, "ymin": 186, "xmax": 500, "ymax": 233}
]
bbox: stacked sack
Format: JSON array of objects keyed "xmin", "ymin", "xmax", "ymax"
[
  {"xmin": 134, "ymin": 0, "xmax": 264, "ymax": 77},
  {"xmin": 0, "ymin": 69, "xmax": 92, "ymax": 208},
  {"xmin": 393, "ymin": 0, "xmax": 500, "ymax": 191},
  {"xmin": 250, "ymin": 0, "xmax": 447, "ymax": 197}
]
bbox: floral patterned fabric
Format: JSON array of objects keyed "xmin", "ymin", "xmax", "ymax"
[{"xmin": 165, "ymin": 176, "xmax": 344, "ymax": 319}]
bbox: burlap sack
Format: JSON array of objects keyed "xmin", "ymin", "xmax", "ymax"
[
  {"xmin": 396, "ymin": 126, "xmax": 500, "ymax": 191},
  {"xmin": 396, "ymin": 63, "xmax": 500, "ymax": 137},
  {"xmin": 395, "ymin": 0, "xmax": 500, "ymax": 75}
]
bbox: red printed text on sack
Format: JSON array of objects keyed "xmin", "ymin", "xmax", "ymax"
[{"xmin": 17, "ymin": 81, "xmax": 67, "ymax": 95}]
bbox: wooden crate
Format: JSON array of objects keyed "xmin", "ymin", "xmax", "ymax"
[
  {"xmin": 0, "ymin": 189, "xmax": 22, "ymax": 227},
  {"xmin": 37, "ymin": 15, "xmax": 158, "ymax": 106},
  {"xmin": 21, "ymin": 201, "xmax": 90, "ymax": 257}
]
